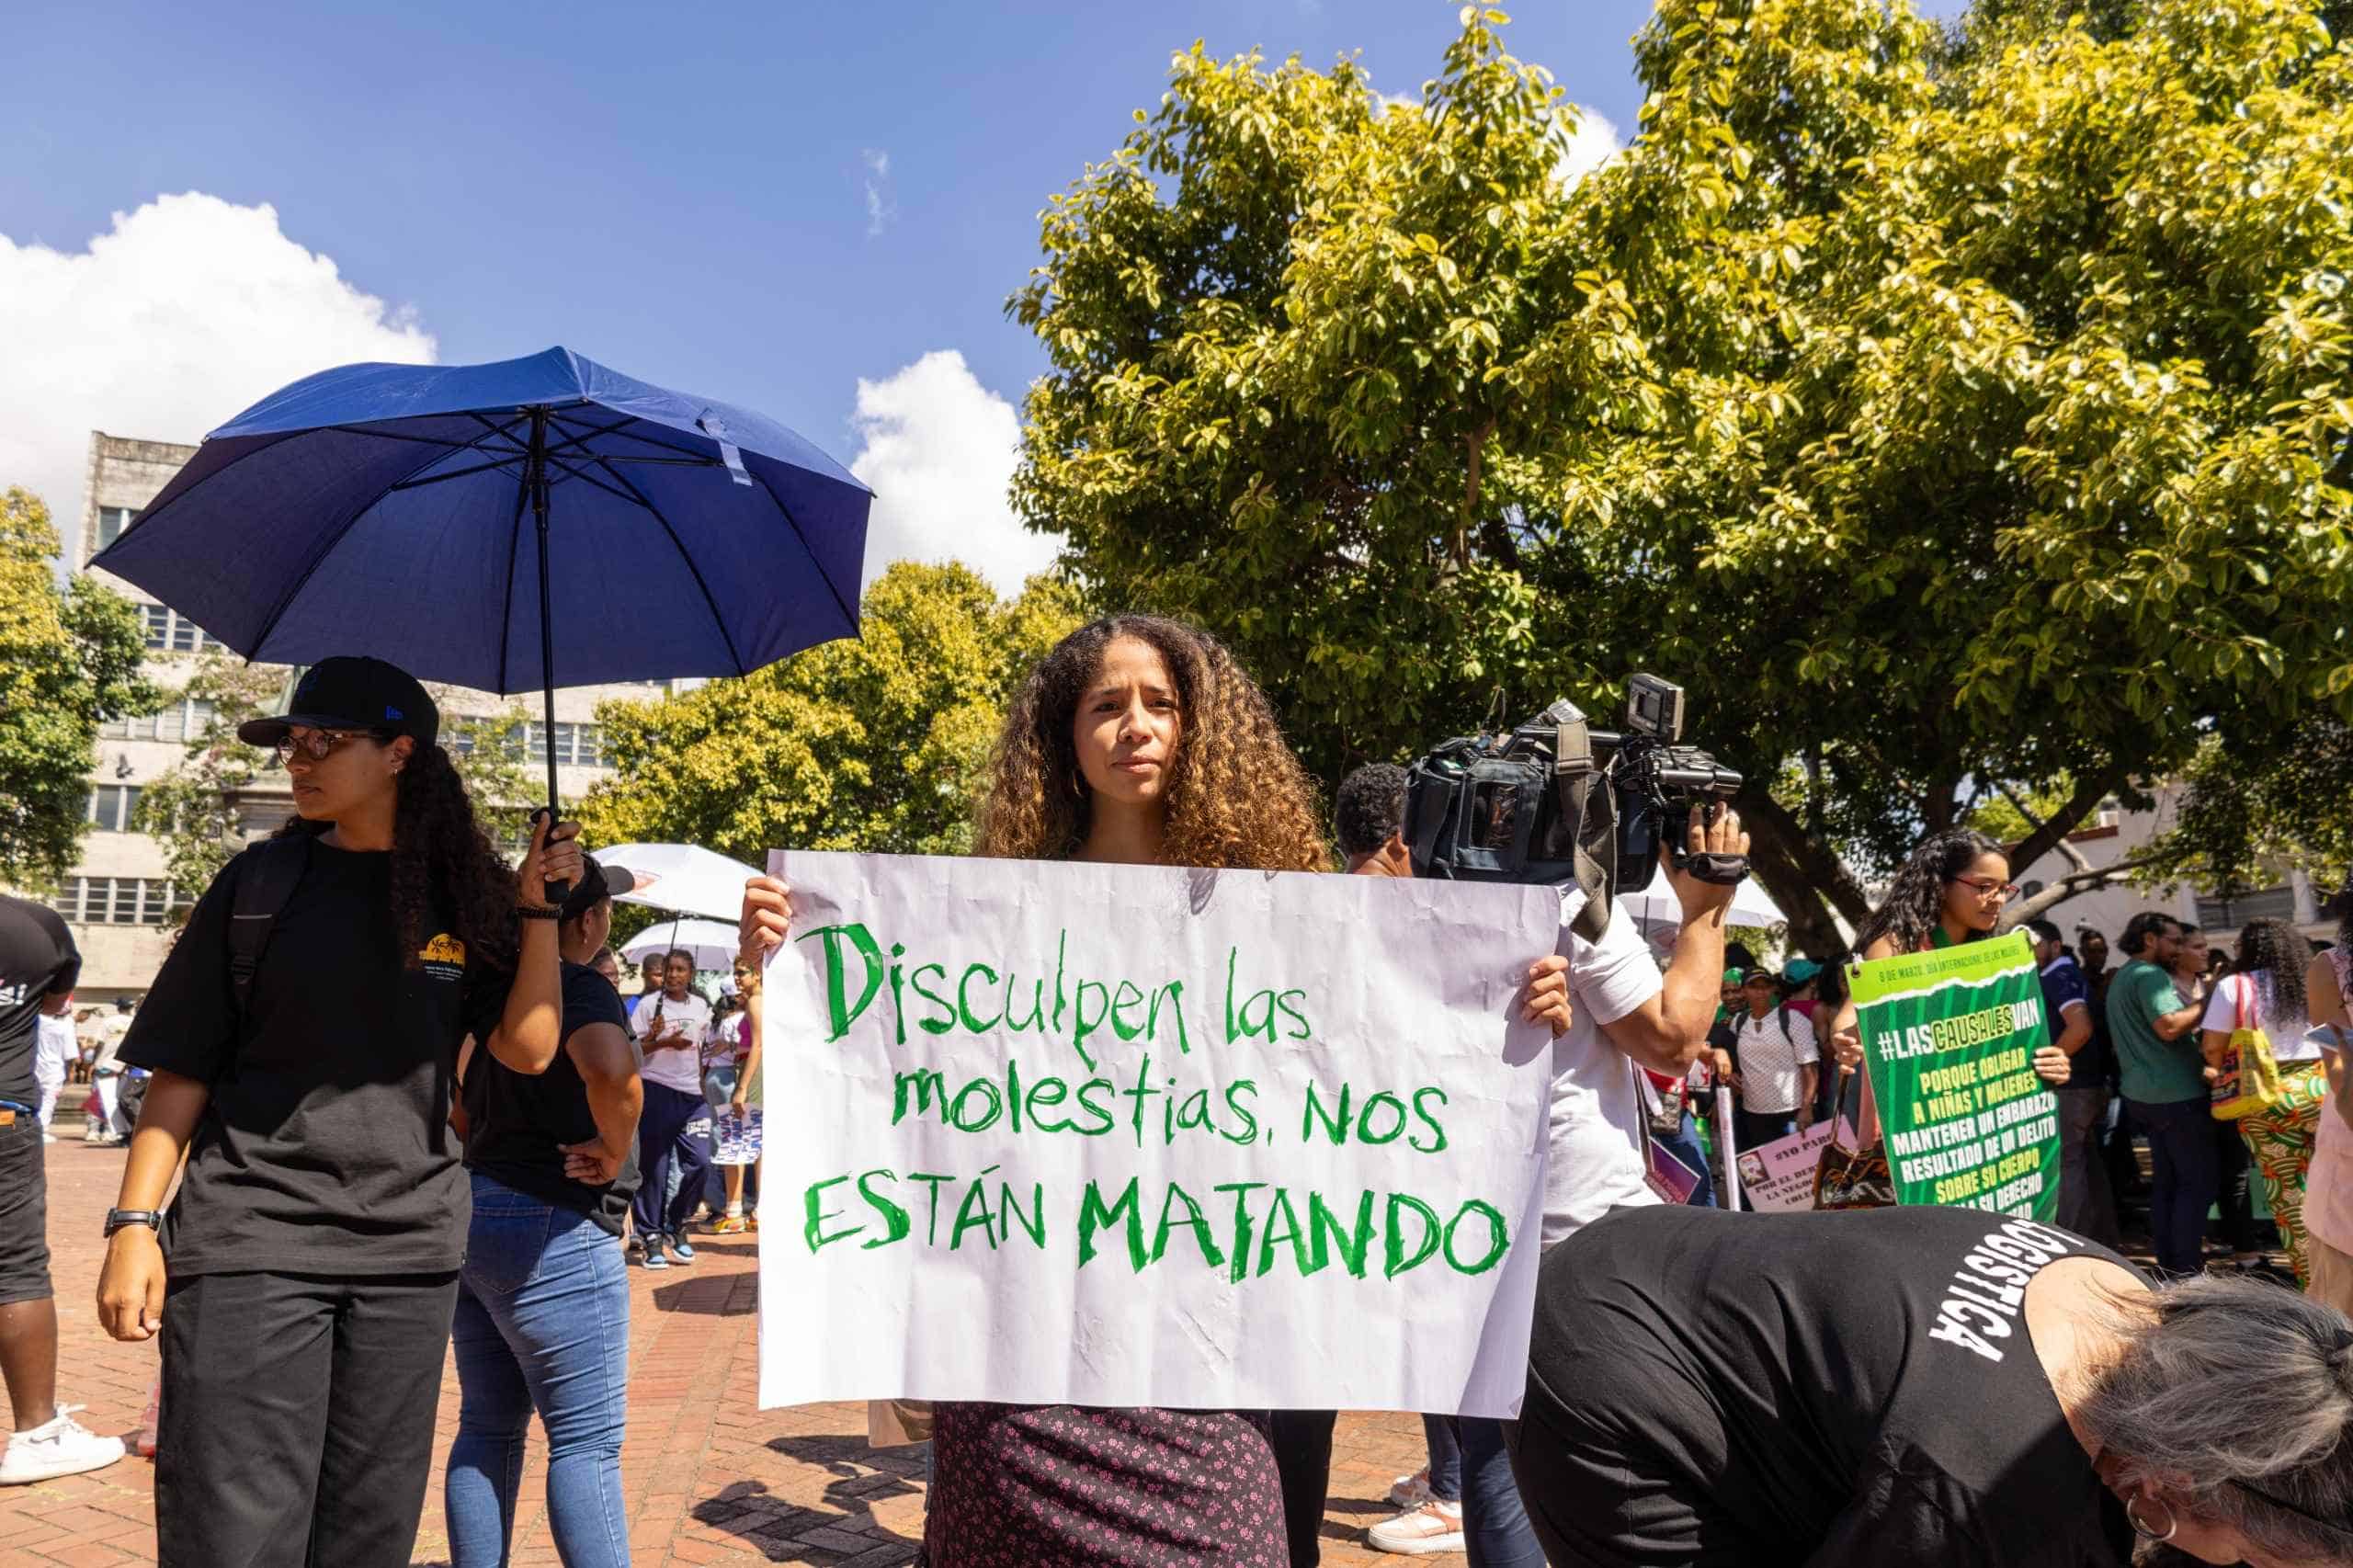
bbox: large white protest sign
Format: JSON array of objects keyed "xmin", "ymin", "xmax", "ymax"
[{"xmin": 756, "ymin": 851, "xmax": 1561, "ymax": 1419}]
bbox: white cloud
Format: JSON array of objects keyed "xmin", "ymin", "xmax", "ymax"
[
  {"xmin": 1557, "ymin": 104, "xmax": 1623, "ymax": 187},
  {"xmin": 861, "ymin": 148, "xmax": 895, "ymax": 236},
  {"xmin": 0, "ymin": 192, "xmax": 436, "ymax": 557},
  {"xmin": 847, "ymin": 349, "xmax": 1061, "ymax": 597}
]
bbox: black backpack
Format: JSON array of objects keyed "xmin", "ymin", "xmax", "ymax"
[{"xmin": 227, "ymin": 835, "xmax": 312, "ymax": 1018}]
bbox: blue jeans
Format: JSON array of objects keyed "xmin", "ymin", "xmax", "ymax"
[
  {"xmin": 446, "ymin": 1174, "xmax": 632, "ymax": 1567},
  {"xmin": 1655, "ymin": 1110, "xmax": 1716, "ymax": 1208},
  {"xmin": 1422, "ymin": 1414, "xmax": 1463, "ymax": 1502},
  {"xmin": 632, "ymin": 1080, "xmax": 713, "ymax": 1241},
  {"xmin": 1446, "ymin": 1415, "xmax": 1546, "ymax": 1568},
  {"xmin": 2132, "ymin": 1095, "xmax": 2220, "ymax": 1278}
]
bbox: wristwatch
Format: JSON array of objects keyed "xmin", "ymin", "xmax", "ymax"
[{"xmin": 103, "ymin": 1208, "xmax": 163, "ymax": 1239}]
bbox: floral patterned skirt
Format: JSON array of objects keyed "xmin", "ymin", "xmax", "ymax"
[{"xmin": 924, "ymin": 1403, "xmax": 1285, "ymax": 1568}]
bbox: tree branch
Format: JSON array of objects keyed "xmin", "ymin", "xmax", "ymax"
[
  {"xmin": 2004, "ymin": 767, "xmax": 2127, "ymax": 876},
  {"xmin": 2004, "ymin": 847, "xmax": 2184, "ymax": 927},
  {"xmin": 1736, "ymin": 783, "xmax": 1873, "ymax": 926}
]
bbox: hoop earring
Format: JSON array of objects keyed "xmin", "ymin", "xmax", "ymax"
[{"xmin": 2126, "ymin": 1494, "xmax": 2178, "ymax": 1543}]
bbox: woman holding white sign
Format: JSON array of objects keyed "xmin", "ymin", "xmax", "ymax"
[{"xmin": 741, "ymin": 615, "xmax": 1574, "ymax": 1568}]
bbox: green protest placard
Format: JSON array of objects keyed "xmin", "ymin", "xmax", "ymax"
[{"xmin": 1853, "ymin": 930, "xmax": 2060, "ymax": 1223}]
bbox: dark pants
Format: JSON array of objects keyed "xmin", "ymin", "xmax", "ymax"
[
  {"xmin": 2053, "ymin": 1086, "xmax": 2120, "ymax": 1247},
  {"xmin": 157, "ymin": 1269, "xmax": 458, "ymax": 1567},
  {"xmin": 1653, "ymin": 1111, "xmax": 1716, "ymax": 1208},
  {"xmin": 0, "ymin": 1111, "xmax": 51, "ymax": 1306},
  {"xmin": 2131, "ymin": 1096, "xmax": 2220, "ymax": 1278},
  {"xmin": 631, "ymin": 1080, "xmax": 713, "ymax": 1242},
  {"xmin": 2214, "ymin": 1117, "xmax": 2258, "ymax": 1253},
  {"xmin": 1734, "ymin": 1108, "xmax": 1798, "ymax": 1155},
  {"xmin": 1269, "ymin": 1408, "xmax": 1338, "ymax": 1566}
]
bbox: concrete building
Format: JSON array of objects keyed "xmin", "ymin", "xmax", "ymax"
[
  {"xmin": 41, "ymin": 431, "xmax": 676, "ymax": 1001},
  {"xmin": 2010, "ymin": 785, "xmax": 2335, "ymax": 951}
]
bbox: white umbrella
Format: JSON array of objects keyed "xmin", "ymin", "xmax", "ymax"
[
  {"xmin": 1620, "ymin": 861, "xmax": 1787, "ymax": 930},
  {"xmin": 596, "ymin": 843, "xmax": 760, "ymax": 923},
  {"xmin": 619, "ymin": 918, "xmax": 742, "ymax": 974}
]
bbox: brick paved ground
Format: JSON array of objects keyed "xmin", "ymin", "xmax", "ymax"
[{"xmin": 1, "ymin": 1139, "xmax": 1441, "ymax": 1566}]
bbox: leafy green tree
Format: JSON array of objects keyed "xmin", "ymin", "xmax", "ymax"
[
  {"xmin": 1013, "ymin": 0, "xmax": 2353, "ymax": 953},
  {"xmin": 575, "ymin": 563, "xmax": 1083, "ymax": 869},
  {"xmin": 0, "ymin": 487, "xmax": 155, "ymax": 887}
]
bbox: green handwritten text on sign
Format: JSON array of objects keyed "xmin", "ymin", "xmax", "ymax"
[
  {"xmin": 1854, "ymin": 930, "xmax": 2060, "ymax": 1224},
  {"xmin": 755, "ymin": 851, "xmax": 1562, "ymax": 1419}
]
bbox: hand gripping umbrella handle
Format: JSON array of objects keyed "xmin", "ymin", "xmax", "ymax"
[{"xmin": 530, "ymin": 806, "xmax": 572, "ymax": 910}]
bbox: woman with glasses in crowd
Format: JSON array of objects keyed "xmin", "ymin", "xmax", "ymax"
[
  {"xmin": 1826, "ymin": 829, "xmax": 2072, "ymax": 1134},
  {"xmin": 93, "ymin": 657, "xmax": 581, "ymax": 1568},
  {"xmin": 742, "ymin": 614, "xmax": 1570, "ymax": 1568}
]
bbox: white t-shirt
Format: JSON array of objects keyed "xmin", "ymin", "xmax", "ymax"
[
  {"xmin": 1731, "ymin": 1007, "xmax": 1819, "ymax": 1113},
  {"xmin": 1540, "ymin": 894, "xmax": 1668, "ymax": 1250},
  {"xmin": 632, "ymin": 989, "xmax": 714, "ymax": 1094},
  {"xmin": 2203, "ymin": 971, "xmax": 2320, "ymax": 1062},
  {"xmin": 33, "ymin": 1014, "xmax": 73, "ymax": 1085}
]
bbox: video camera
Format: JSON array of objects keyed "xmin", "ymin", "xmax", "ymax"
[{"xmin": 1402, "ymin": 675, "xmax": 1745, "ymax": 938}]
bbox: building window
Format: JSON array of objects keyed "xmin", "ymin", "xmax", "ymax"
[
  {"xmin": 50, "ymin": 876, "xmax": 184, "ymax": 926},
  {"xmin": 2195, "ymin": 886, "xmax": 2300, "ymax": 928},
  {"xmin": 103, "ymin": 698, "xmax": 215, "ymax": 744},
  {"xmin": 94, "ymin": 506, "xmax": 139, "ymax": 552},
  {"xmin": 138, "ymin": 605, "xmax": 215, "ymax": 653},
  {"xmin": 518, "ymin": 722, "xmax": 606, "ymax": 767},
  {"xmin": 86, "ymin": 785, "xmax": 142, "ymax": 833}
]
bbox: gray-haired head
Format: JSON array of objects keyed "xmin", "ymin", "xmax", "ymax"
[{"xmin": 2078, "ymin": 1272, "xmax": 2353, "ymax": 1562}]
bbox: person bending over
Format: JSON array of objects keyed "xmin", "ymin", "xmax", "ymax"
[{"xmin": 1508, "ymin": 1202, "xmax": 2353, "ymax": 1567}]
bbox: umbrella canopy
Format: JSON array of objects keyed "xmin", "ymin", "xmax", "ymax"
[
  {"xmin": 620, "ymin": 918, "xmax": 741, "ymax": 975},
  {"xmin": 93, "ymin": 347, "xmax": 870, "ymax": 694},
  {"xmin": 1620, "ymin": 862, "xmax": 1788, "ymax": 931},
  {"xmin": 597, "ymin": 843, "xmax": 758, "ymax": 924}
]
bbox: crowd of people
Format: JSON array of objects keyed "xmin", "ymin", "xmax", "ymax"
[{"xmin": 0, "ymin": 625, "xmax": 2348, "ymax": 1566}]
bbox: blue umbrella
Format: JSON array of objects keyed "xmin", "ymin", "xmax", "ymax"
[{"xmin": 91, "ymin": 346, "xmax": 872, "ymax": 812}]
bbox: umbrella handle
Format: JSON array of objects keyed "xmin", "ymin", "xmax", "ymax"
[{"xmin": 529, "ymin": 805, "xmax": 572, "ymax": 910}]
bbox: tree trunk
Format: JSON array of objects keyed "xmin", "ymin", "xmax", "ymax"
[{"xmin": 1738, "ymin": 785, "xmax": 1874, "ymax": 957}]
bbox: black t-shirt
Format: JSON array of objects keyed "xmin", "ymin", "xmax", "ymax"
[
  {"xmin": 0, "ymin": 895, "xmax": 78, "ymax": 1109},
  {"xmin": 1519, "ymin": 1204, "xmax": 2138, "ymax": 1567},
  {"xmin": 462, "ymin": 960, "xmax": 641, "ymax": 1234},
  {"xmin": 119, "ymin": 839, "xmax": 510, "ymax": 1276}
]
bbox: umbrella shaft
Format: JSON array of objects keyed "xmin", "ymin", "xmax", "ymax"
[{"xmin": 528, "ymin": 410, "xmax": 561, "ymax": 815}]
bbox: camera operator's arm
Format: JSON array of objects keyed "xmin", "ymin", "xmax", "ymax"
[{"xmin": 1597, "ymin": 805, "xmax": 1748, "ymax": 1077}]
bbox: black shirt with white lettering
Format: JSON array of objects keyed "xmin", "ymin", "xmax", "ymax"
[
  {"xmin": 1517, "ymin": 1204, "xmax": 2139, "ymax": 1566},
  {"xmin": 0, "ymin": 895, "xmax": 77, "ymax": 1110},
  {"xmin": 119, "ymin": 838, "xmax": 511, "ymax": 1276}
]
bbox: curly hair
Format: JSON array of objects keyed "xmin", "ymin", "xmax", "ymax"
[
  {"xmin": 1334, "ymin": 763, "xmax": 1409, "ymax": 858},
  {"xmin": 276, "ymin": 734, "xmax": 518, "ymax": 974},
  {"xmin": 1852, "ymin": 828, "xmax": 2006, "ymax": 956},
  {"xmin": 972, "ymin": 615, "xmax": 1328, "ymax": 872},
  {"xmin": 2235, "ymin": 916, "xmax": 2311, "ymax": 1029}
]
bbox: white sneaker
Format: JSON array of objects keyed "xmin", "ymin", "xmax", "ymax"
[
  {"xmin": 1386, "ymin": 1467, "xmax": 1435, "ymax": 1508},
  {"xmin": 0, "ymin": 1405, "xmax": 127, "ymax": 1484},
  {"xmin": 1368, "ymin": 1499, "xmax": 1465, "ymax": 1556}
]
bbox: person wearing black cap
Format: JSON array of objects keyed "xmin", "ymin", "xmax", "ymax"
[
  {"xmin": 91, "ymin": 655, "xmax": 584, "ymax": 1568},
  {"xmin": 444, "ymin": 852, "xmax": 642, "ymax": 1567}
]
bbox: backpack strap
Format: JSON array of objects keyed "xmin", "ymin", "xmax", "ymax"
[{"xmin": 228, "ymin": 836, "xmax": 311, "ymax": 1017}]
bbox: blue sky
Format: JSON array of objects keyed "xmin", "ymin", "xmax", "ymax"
[{"xmin": 3, "ymin": 0, "xmax": 1961, "ymax": 585}]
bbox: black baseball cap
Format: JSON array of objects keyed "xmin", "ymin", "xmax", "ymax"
[
  {"xmin": 237, "ymin": 656, "xmax": 438, "ymax": 750},
  {"xmin": 559, "ymin": 854, "xmax": 639, "ymax": 924}
]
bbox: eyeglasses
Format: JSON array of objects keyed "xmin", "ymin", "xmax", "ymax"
[
  {"xmin": 1949, "ymin": 876, "xmax": 2019, "ymax": 902},
  {"xmin": 275, "ymin": 729, "xmax": 374, "ymax": 765}
]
